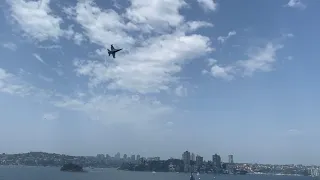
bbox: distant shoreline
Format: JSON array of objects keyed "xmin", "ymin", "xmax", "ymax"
[{"xmin": 0, "ymin": 165, "xmax": 306, "ymax": 177}]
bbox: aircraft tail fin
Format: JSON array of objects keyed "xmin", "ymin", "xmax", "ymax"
[{"xmin": 107, "ymin": 49, "xmax": 111, "ymax": 56}]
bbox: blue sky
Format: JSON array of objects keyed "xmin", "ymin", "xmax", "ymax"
[{"xmin": 0, "ymin": 0, "xmax": 319, "ymax": 165}]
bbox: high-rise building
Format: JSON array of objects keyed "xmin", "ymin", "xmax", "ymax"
[
  {"xmin": 182, "ymin": 151, "xmax": 191, "ymax": 172},
  {"xmin": 182, "ymin": 151, "xmax": 190, "ymax": 164},
  {"xmin": 191, "ymin": 153, "xmax": 195, "ymax": 161},
  {"xmin": 137, "ymin": 155, "xmax": 141, "ymax": 160},
  {"xmin": 123, "ymin": 154, "xmax": 127, "ymax": 159},
  {"xmin": 115, "ymin": 152, "xmax": 121, "ymax": 159},
  {"xmin": 196, "ymin": 155, "xmax": 203, "ymax": 166},
  {"xmin": 212, "ymin": 154, "xmax": 221, "ymax": 169},
  {"xmin": 228, "ymin": 155, "xmax": 234, "ymax": 164},
  {"xmin": 105, "ymin": 154, "xmax": 110, "ymax": 160},
  {"xmin": 96, "ymin": 154, "xmax": 105, "ymax": 160},
  {"xmin": 131, "ymin": 155, "xmax": 135, "ymax": 161}
]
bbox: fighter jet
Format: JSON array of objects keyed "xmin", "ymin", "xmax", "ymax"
[{"xmin": 107, "ymin": 44, "xmax": 122, "ymax": 58}]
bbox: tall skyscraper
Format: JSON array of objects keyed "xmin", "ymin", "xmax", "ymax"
[
  {"xmin": 123, "ymin": 154, "xmax": 127, "ymax": 159},
  {"xmin": 196, "ymin": 155, "xmax": 203, "ymax": 166},
  {"xmin": 131, "ymin": 155, "xmax": 135, "ymax": 161},
  {"xmin": 182, "ymin": 151, "xmax": 191, "ymax": 172},
  {"xmin": 105, "ymin": 154, "xmax": 110, "ymax": 160},
  {"xmin": 137, "ymin": 155, "xmax": 141, "ymax": 160},
  {"xmin": 182, "ymin": 151, "xmax": 190, "ymax": 164},
  {"xmin": 212, "ymin": 154, "xmax": 221, "ymax": 169},
  {"xmin": 115, "ymin": 152, "xmax": 121, "ymax": 159},
  {"xmin": 191, "ymin": 153, "xmax": 195, "ymax": 161},
  {"xmin": 96, "ymin": 154, "xmax": 105, "ymax": 160},
  {"xmin": 228, "ymin": 155, "xmax": 234, "ymax": 164}
]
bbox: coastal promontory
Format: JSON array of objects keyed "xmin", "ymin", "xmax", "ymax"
[{"xmin": 60, "ymin": 163, "xmax": 84, "ymax": 172}]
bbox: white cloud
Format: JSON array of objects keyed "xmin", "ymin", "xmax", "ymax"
[
  {"xmin": 0, "ymin": 69, "xmax": 59, "ymax": 104},
  {"xmin": 284, "ymin": 33, "xmax": 294, "ymax": 38},
  {"xmin": 7, "ymin": 0, "xmax": 66, "ymax": 41},
  {"xmin": 74, "ymin": 34, "xmax": 212, "ymax": 94},
  {"xmin": 65, "ymin": 0, "xmax": 213, "ymax": 94},
  {"xmin": 207, "ymin": 58, "xmax": 217, "ymax": 66},
  {"xmin": 125, "ymin": 0, "xmax": 187, "ymax": 33},
  {"xmin": 201, "ymin": 69, "xmax": 209, "ymax": 75},
  {"xmin": 43, "ymin": 112, "xmax": 59, "ymax": 120},
  {"xmin": 210, "ymin": 65, "xmax": 234, "ymax": 80},
  {"xmin": 175, "ymin": 85, "xmax": 187, "ymax": 97},
  {"xmin": 0, "ymin": 67, "xmax": 173, "ymax": 126},
  {"xmin": 33, "ymin": 53, "xmax": 46, "ymax": 64},
  {"xmin": 0, "ymin": 68, "xmax": 33, "ymax": 97},
  {"xmin": 76, "ymin": 92, "xmax": 86, "ymax": 98},
  {"xmin": 73, "ymin": 33, "xmax": 85, "ymax": 45},
  {"xmin": 53, "ymin": 68, "xmax": 64, "ymax": 76},
  {"xmin": 238, "ymin": 43, "xmax": 283, "ymax": 76},
  {"xmin": 285, "ymin": 0, "xmax": 306, "ymax": 9},
  {"xmin": 66, "ymin": 0, "xmax": 135, "ymax": 48},
  {"xmin": 217, "ymin": 31, "xmax": 236, "ymax": 44},
  {"xmin": 18, "ymin": 68, "xmax": 31, "ymax": 76},
  {"xmin": 2, "ymin": 42, "xmax": 17, "ymax": 51},
  {"xmin": 38, "ymin": 74, "xmax": 53, "ymax": 82},
  {"xmin": 204, "ymin": 42, "xmax": 283, "ymax": 80},
  {"xmin": 286, "ymin": 56, "xmax": 293, "ymax": 61},
  {"xmin": 52, "ymin": 61, "xmax": 64, "ymax": 76},
  {"xmin": 166, "ymin": 121, "xmax": 174, "ymax": 126},
  {"xmin": 52, "ymin": 94, "xmax": 173, "ymax": 126},
  {"xmin": 197, "ymin": 0, "xmax": 218, "ymax": 12},
  {"xmin": 112, "ymin": 0, "xmax": 122, "ymax": 9},
  {"xmin": 286, "ymin": 129, "xmax": 302, "ymax": 136},
  {"xmin": 64, "ymin": 25, "xmax": 75, "ymax": 39},
  {"xmin": 183, "ymin": 21, "xmax": 214, "ymax": 33}
]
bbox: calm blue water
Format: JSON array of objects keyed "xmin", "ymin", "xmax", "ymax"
[{"xmin": 0, "ymin": 166, "xmax": 314, "ymax": 180}]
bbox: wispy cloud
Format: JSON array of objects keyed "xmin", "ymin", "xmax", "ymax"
[
  {"xmin": 197, "ymin": 0, "xmax": 218, "ymax": 12},
  {"xmin": 217, "ymin": 31, "xmax": 236, "ymax": 44},
  {"xmin": 2, "ymin": 42, "xmax": 17, "ymax": 51},
  {"xmin": 286, "ymin": 129, "xmax": 302, "ymax": 136},
  {"xmin": 7, "ymin": 0, "xmax": 69, "ymax": 41},
  {"xmin": 43, "ymin": 112, "xmax": 59, "ymax": 121},
  {"xmin": 73, "ymin": 33, "xmax": 85, "ymax": 45},
  {"xmin": 0, "ymin": 68, "xmax": 33, "ymax": 97},
  {"xmin": 175, "ymin": 85, "xmax": 188, "ymax": 97},
  {"xmin": 38, "ymin": 74, "xmax": 53, "ymax": 82},
  {"xmin": 33, "ymin": 53, "xmax": 46, "ymax": 64},
  {"xmin": 204, "ymin": 42, "xmax": 284, "ymax": 80},
  {"xmin": 287, "ymin": 56, "xmax": 293, "ymax": 61},
  {"xmin": 285, "ymin": 0, "xmax": 306, "ymax": 9}
]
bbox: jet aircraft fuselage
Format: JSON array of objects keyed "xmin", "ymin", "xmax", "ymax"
[{"xmin": 107, "ymin": 44, "xmax": 122, "ymax": 58}]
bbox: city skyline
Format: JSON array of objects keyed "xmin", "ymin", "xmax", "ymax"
[
  {"xmin": 1, "ymin": 150, "xmax": 232, "ymax": 164},
  {"xmin": 1, "ymin": 150, "xmax": 318, "ymax": 167},
  {"xmin": 0, "ymin": 151, "xmax": 313, "ymax": 176},
  {"xmin": 1, "ymin": 0, "xmax": 320, "ymax": 165}
]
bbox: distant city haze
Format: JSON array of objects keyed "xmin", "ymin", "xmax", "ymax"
[{"xmin": 0, "ymin": 0, "xmax": 319, "ymax": 165}]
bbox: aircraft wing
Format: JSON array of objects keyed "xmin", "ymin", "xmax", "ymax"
[
  {"xmin": 112, "ymin": 53, "xmax": 115, "ymax": 58},
  {"xmin": 111, "ymin": 45, "xmax": 115, "ymax": 50}
]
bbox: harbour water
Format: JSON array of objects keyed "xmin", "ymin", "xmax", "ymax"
[{"xmin": 0, "ymin": 166, "xmax": 314, "ymax": 180}]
